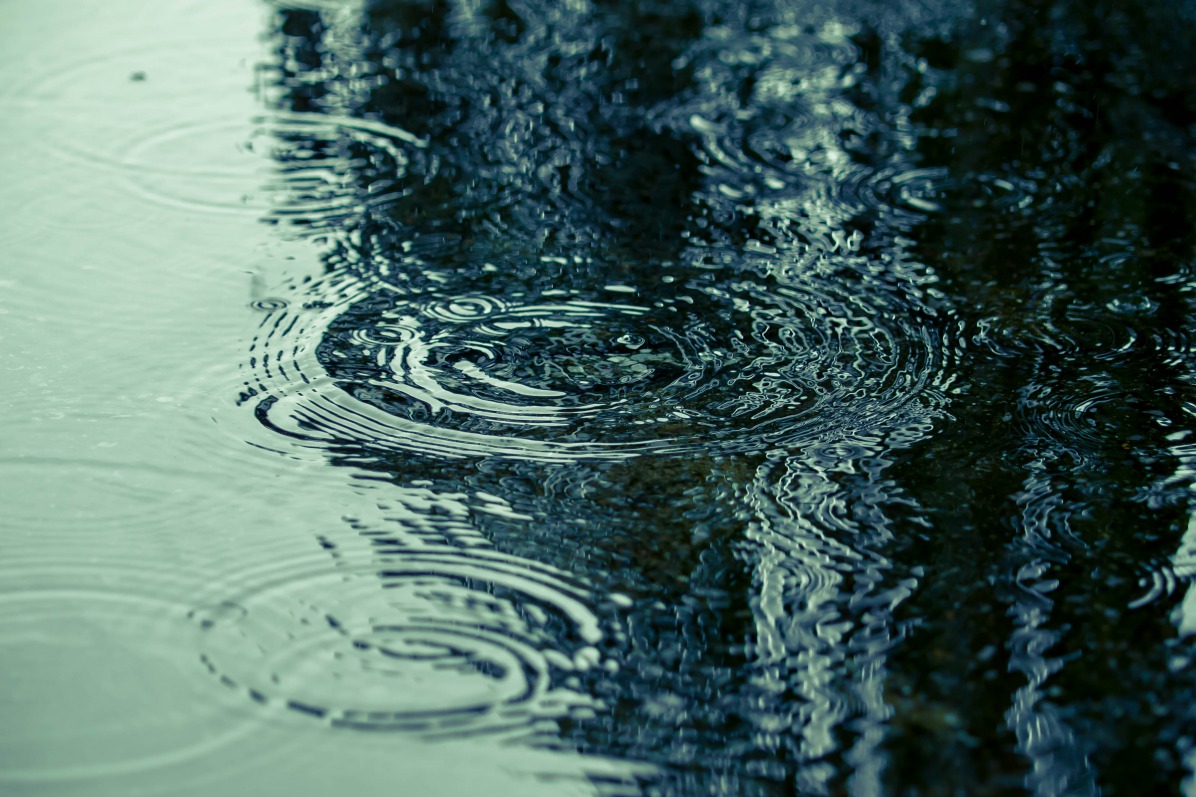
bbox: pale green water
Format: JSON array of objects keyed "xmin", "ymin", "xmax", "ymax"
[{"xmin": 0, "ymin": 0, "xmax": 641, "ymax": 794}]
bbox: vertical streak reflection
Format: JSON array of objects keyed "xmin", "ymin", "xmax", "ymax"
[
  {"xmin": 745, "ymin": 441, "xmax": 924, "ymax": 794},
  {"xmin": 1005, "ymin": 466, "xmax": 1097, "ymax": 797}
]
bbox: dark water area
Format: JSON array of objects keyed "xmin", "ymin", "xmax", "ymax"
[{"xmin": 6, "ymin": 0, "xmax": 1196, "ymax": 794}]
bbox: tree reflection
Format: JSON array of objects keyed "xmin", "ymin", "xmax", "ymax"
[{"xmin": 246, "ymin": 0, "xmax": 1196, "ymax": 793}]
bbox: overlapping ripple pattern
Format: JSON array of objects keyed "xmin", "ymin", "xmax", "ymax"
[
  {"xmin": 8, "ymin": 0, "xmax": 1196, "ymax": 791},
  {"xmin": 244, "ymin": 0, "xmax": 952, "ymax": 461},
  {"xmin": 226, "ymin": 2, "xmax": 962, "ymax": 791},
  {"xmin": 247, "ymin": 252, "xmax": 944, "ymax": 462},
  {"xmin": 230, "ymin": 0, "xmax": 966, "ymax": 792},
  {"xmin": 193, "ymin": 544, "xmax": 607, "ymax": 736}
]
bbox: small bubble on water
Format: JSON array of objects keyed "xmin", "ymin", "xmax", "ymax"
[
  {"xmin": 617, "ymin": 334, "xmax": 645, "ymax": 350},
  {"xmin": 1106, "ymin": 295, "xmax": 1158, "ymax": 315}
]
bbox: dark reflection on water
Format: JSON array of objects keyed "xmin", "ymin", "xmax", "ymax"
[
  {"xmin": 225, "ymin": 0, "xmax": 1196, "ymax": 792},
  {"xmin": 884, "ymin": 2, "xmax": 1196, "ymax": 794}
]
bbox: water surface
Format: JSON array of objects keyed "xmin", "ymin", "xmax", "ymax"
[{"xmin": 3, "ymin": 0, "xmax": 1196, "ymax": 794}]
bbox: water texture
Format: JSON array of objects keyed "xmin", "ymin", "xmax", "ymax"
[
  {"xmin": 233, "ymin": 1, "xmax": 954, "ymax": 792},
  {"xmin": 6, "ymin": 0, "xmax": 1196, "ymax": 794}
]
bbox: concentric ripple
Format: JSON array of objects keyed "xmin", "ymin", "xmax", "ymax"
[
  {"xmin": 31, "ymin": 109, "xmax": 429, "ymax": 221},
  {"xmin": 246, "ymin": 252, "xmax": 946, "ymax": 462},
  {"xmin": 0, "ymin": 582, "xmax": 255, "ymax": 787},
  {"xmin": 192, "ymin": 547, "xmax": 607, "ymax": 737},
  {"xmin": 840, "ymin": 164, "xmax": 949, "ymax": 226},
  {"xmin": 259, "ymin": 112, "xmax": 431, "ymax": 235},
  {"xmin": 974, "ymin": 295, "xmax": 1141, "ymax": 360}
]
